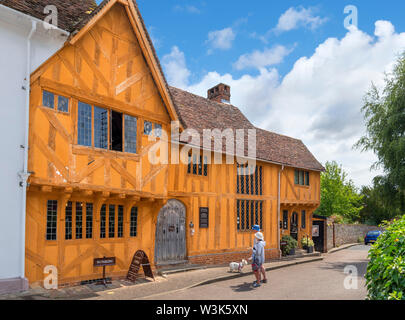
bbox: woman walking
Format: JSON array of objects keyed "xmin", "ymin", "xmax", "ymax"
[{"xmin": 250, "ymin": 231, "xmax": 267, "ymax": 288}]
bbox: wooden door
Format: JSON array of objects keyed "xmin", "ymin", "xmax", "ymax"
[{"xmin": 155, "ymin": 200, "xmax": 186, "ymax": 265}]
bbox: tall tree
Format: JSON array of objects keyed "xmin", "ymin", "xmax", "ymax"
[
  {"xmin": 359, "ymin": 176, "xmax": 402, "ymax": 225},
  {"xmin": 315, "ymin": 161, "xmax": 363, "ymax": 222},
  {"xmin": 355, "ymin": 53, "xmax": 405, "ymax": 212}
]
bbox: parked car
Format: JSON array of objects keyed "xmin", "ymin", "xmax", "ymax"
[{"xmin": 364, "ymin": 231, "xmax": 382, "ymax": 245}]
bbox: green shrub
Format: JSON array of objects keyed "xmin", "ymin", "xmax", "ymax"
[
  {"xmin": 358, "ymin": 236, "xmax": 364, "ymax": 243},
  {"xmin": 365, "ymin": 215, "xmax": 405, "ymax": 300},
  {"xmin": 281, "ymin": 235, "xmax": 298, "ymax": 256},
  {"xmin": 301, "ymin": 237, "xmax": 314, "ymax": 248}
]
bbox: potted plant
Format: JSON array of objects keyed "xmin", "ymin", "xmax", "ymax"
[
  {"xmin": 281, "ymin": 235, "xmax": 298, "ymax": 256},
  {"xmin": 301, "ymin": 237, "xmax": 315, "ymax": 253}
]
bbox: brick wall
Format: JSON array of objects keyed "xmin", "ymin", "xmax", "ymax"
[
  {"xmin": 188, "ymin": 249, "xmax": 280, "ymax": 265},
  {"xmin": 326, "ymin": 221, "xmax": 383, "ymax": 250}
]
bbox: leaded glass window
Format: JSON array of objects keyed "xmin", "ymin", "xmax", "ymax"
[
  {"xmin": 130, "ymin": 207, "xmax": 138, "ymax": 237},
  {"xmin": 144, "ymin": 121, "xmax": 152, "ymax": 135},
  {"xmin": 94, "ymin": 106, "xmax": 108, "ymax": 149},
  {"xmin": 43, "ymin": 91, "xmax": 54, "ymax": 109},
  {"xmin": 75, "ymin": 202, "xmax": 83, "ymax": 240},
  {"xmin": 100, "ymin": 204, "xmax": 106, "ymax": 239},
  {"xmin": 155, "ymin": 123, "xmax": 162, "ymax": 137},
  {"xmin": 109, "ymin": 205, "xmax": 115, "ymax": 238},
  {"xmin": 46, "ymin": 200, "xmax": 58, "ymax": 240},
  {"xmin": 86, "ymin": 203, "xmax": 93, "ymax": 239},
  {"xmin": 124, "ymin": 115, "xmax": 137, "ymax": 154},
  {"xmin": 65, "ymin": 201, "xmax": 73, "ymax": 240},
  {"xmin": 58, "ymin": 95, "xmax": 69, "ymax": 112},
  {"xmin": 118, "ymin": 205, "xmax": 124, "ymax": 238},
  {"xmin": 78, "ymin": 102, "xmax": 92, "ymax": 147}
]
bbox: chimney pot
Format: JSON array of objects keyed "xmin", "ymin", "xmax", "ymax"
[{"xmin": 207, "ymin": 83, "xmax": 231, "ymax": 103}]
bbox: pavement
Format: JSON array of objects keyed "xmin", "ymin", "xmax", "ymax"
[
  {"xmin": 140, "ymin": 245, "xmax": 370, "ymax": 300},
  {"xmin": 0, "ymin": 251, "xmax": 324, "ymax": 300}
]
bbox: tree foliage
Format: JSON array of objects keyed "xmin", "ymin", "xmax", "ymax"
[
  {"xmin": 355, "ymin": 53, "xmax": 405, "ymax": 213},
  {"xmin": 366, "ymin": 215, "xmax": 405, "ymax": 300},
  {"xmin": 359, "ymin": 176, "xmax": 403, "ymax": 225},
  {"xmin": 315, "ymin": 161, "xmax": 363, "ymax": 223}
]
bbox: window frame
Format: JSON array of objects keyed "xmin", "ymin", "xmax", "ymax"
[
  {"xmin": 187, "ymin": 151, "xmax": 209, "ymax": 177},
  {"xmin": 76, "ymin": 99, "xmax": 139, "ymax": 155},
  {"xmin": 42, "ymin": 89, "xmax": 71, "ymax": 114},
  {"xmin": 236, "ymin": 199, "xmax": 264, "ymax": 232},
  {"xmin": 294, "ymin": 169, "xmax": 310, "ymax": 187},
  {"xmin": 130, "ymin": 207, "xmax": 139, "ymax": 237},
  {"xmin": 46, "ymin": 200, "xmax": 58, "ymax": 241}
]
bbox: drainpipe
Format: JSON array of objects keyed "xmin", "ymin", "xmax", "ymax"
[
  {"xmin": 19, "ymin": 20, "xmax": 37, "ymax": 280},
  {"xmin": 277, "ymin": 165, "xmax": 285, "ymax": 256}
]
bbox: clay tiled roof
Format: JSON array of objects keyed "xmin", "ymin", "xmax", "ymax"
[
  {"xmin": 170, "ymin": 86, "xmax": 325, "ymax": 172},
  {"xmin": 0, "ymin": 0, "xmax": 98, "ymax": 32}
]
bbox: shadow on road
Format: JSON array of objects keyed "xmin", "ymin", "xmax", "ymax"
[
  {"xmin": 230, "ymin": 282, "xmax": 256, "ymax": 293},
  {"xmin": 319, "ymin": 260, "xmax": 369, "ymax": 277}
]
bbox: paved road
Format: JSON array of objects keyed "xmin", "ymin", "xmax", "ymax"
[{"xmin": 140, "ymin": 245, "xmax": 370, "ymax": 300}]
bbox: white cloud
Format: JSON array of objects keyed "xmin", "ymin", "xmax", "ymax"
[
  {"xmin": 162, "ymin": 21, "xmax": 405, "ymax": 187},
  {"xmin": 274, "ymin": 7, "xmax": 327, "ymax": 33},
  {"xmin": 161, "ymin": 46, "xmax": 190, "ymax": 88},
  {"xmin": 173, "ymin": 5, "xmax": 201, "ymax": 14},
  {"xmin": 234, "ymin": 45, "xmax": 295, "ymax": 70},
  {"xmin": 206, "ymin": 27, "xmax": 236, "ymax": 52}
]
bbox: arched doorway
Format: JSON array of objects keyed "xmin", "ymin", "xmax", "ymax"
[
  {"xmin": 154, "ymin": 199, "xmax": 187, "ymax": 265},
  {"xmin": 290, "ymin": 212, "xmax": 298, "ymax": 241}
]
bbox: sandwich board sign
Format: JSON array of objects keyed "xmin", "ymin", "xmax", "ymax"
[{"xmin": 127, "ymin": 250, "xmax": 154, "ymax": 282}]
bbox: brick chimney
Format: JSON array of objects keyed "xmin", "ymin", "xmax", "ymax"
[{"xmin": 207, "ymin": 83, "xmax": 231, "ymax": 103}]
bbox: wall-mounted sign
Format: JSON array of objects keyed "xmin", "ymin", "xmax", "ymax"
[
  {"xmin": 199, "ymin": 207, "xmax": 209, "ymax": 228},
  {"xmin": 312, "ymin": 225, "xmax": 320, "ymax": 237},
  {"xmin": 127, "ymin": 250, "xmax": 154, "ymax": 283}
]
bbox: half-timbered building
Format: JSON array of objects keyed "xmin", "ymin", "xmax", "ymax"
[{"xmin": 3, "ymin": 0, "xmax": 324, "ymax": 287}]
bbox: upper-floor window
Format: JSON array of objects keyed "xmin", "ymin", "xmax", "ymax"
[
  {"xmin": 294, "ymin": 169, "xmax": 310, "ymax": 186},
  {"xmin": 43, "ymin": 90, "xmax": 69, "ymax": 113},
  {"xmin": 187, "ymin": 152, "xmax": 208, "ymax": 176},
  {"xmin": 144, "ymin": 121, "xmax": 162, "ymax": 138},
  {"xmin": 237, "ymin": 164, "xmax": 262, "ymax": 195},
  {"xmin": 77, "ymin": 101, "xmax": 137, "ymax": 154}
]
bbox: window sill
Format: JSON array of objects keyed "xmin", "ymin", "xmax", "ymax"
[
  {"xmin": 294, "ymin": 184, "xmax": 310, "ymax": 189},
  {"xmin": 72, "ymin": 145, "xmax": 140, "ymax": 161}
]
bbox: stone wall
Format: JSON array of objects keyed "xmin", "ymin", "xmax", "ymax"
[{"xmin": 327, "ymin": 221, "xmax": 383, "ymax": 250}]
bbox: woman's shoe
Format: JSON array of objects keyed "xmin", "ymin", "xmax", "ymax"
[
  {"xmin": 253, "ymin": 282, "xmax": 261, "ymax": 288},
  {"xmin": 261, "ymin": 279, "xmax": 268, "ymax": 284}
]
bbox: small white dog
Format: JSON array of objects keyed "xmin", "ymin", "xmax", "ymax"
[{"xmin": 229, "ymin": 259, "xmax": 248, "ymax": 273}]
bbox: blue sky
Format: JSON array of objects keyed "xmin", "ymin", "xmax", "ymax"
[{"xmin": 96, "ymin": 1, "xmax": 405, "ymax": 188}]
